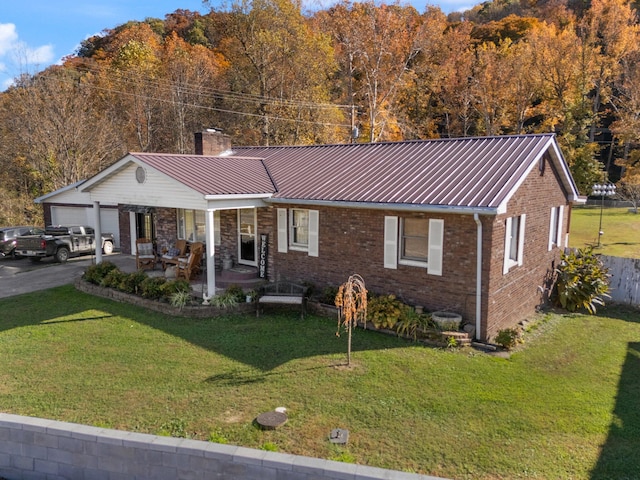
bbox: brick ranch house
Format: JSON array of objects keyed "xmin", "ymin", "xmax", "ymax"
[{"xmin": 50, "ymin": 131, "xmax": 583, "ymax": 341}]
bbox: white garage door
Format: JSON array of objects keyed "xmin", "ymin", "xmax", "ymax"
[{"xmin": 51, "ymin": 206, "xmax": 120, "ymax": 248}]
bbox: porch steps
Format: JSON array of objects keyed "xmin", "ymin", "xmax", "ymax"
[
  {"xmin": 216, "ymin": 265, "xmax": 265, "ymax": 290},
  {"xmin": 439, "ymin": 330, "xmax": 472, "ymax": 347}
]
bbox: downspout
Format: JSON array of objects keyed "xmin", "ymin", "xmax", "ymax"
[{"xmin": 474, "ymin": 214, "xmax": 482, "ymax": 341}]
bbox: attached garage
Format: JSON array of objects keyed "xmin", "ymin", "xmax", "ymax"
[
  {"xmin": 50, "ymin": 206, "xmax": 120, "ymax": 249},
  {"xmin": 35, "ymin": 181, "xmax": 121, "ymax": 249}
]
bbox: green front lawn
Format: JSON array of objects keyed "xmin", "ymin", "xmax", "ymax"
[
  {"xmin": 570, "ymin": 206, "xmax": 640, "ymax": 258},
  {"xmin": 1, "ymin": 286, "xmax": 640, "ymax": 479}
]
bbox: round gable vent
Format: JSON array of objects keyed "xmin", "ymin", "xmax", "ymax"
[{"xmin": 135, "ymin": 166, "xmax": 146, "ymax": 184}]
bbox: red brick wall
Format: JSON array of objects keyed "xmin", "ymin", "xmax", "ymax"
[
  {"xmin": 118, "ymin": 209, "xmax": 131, "ymax": 254},
  {"xmin": 264, "ymin": 158, "xmax": 570, "ymax": 341},
  {"xmin": 482, "ymin": 159, "xmax": 569, "ymax": 339},
  {"xmin": 266, "ymin": 204, "xmax": 480, "ymax": 326}
]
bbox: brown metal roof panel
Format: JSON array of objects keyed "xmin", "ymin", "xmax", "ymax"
[
  {"xmin": 231, "ymin": 134, "xmax": 557, "ymax": 207},
  {"xmin": 132, "ymin": 153, "xmax": 275, "ymax": 196},
  {"xmin": 457, "ymin": 136, "xmax": 550, "ymax": 207}
]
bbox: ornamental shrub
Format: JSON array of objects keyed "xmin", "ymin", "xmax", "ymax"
[
  {"xmin": 83, "ymin": 261, "xmax": 118, "ymax": 285},
  {"xmin": 554, "ymin": 247, "xmax": 610, "ymax": 314},
  {"xmin": 495, "ymin": 328, "xmax": 520, "ymax": 350},
  {"xmin": 367, "ymin": 294, "xmax": 408, "ymax": 330},
  {"xmin": 140, "ymin": 276, "xmax": 167, "ymax": 299},
  {"xmin": 160, "ymin": 279, "xmax": 191, "ymax": 299},
  {"xmin": 101, "ymin": 269, "xmax": 126, "ymax": 289},
  {"xmin": 118, "ymin": 271, "xmax": 148, "ymax": 295}
]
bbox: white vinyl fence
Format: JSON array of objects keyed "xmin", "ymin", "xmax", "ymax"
[{"xmin": 600, "ymin": 255, "xmax": 640, "ymax": 306}]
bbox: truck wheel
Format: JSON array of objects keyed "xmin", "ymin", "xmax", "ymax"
[
  {"xmin": 56, "ymin": 247, "xmax": 70, "ymax": 263},
  {"xmin": 102, "ymin": 241, "xmax": 114, "ymax": 255}
]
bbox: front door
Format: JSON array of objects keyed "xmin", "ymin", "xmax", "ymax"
[
  {"xmin": 238, "ymin": 208, "xmax": 257, "ymax": 266},
  {"xmin": 136, "ymin": 213, "xmax": 156, "ymax": 241}
]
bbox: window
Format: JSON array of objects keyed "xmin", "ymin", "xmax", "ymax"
[
  {"xmin": 177, "ymin": 209, "xmax": 220, "ymax": 245},
  {"xmin": 401, "ymin": 218, "xmax": 429, "ymax": 263},
  {"xmin": 290, "ymin": 209, "xmax": 309, "ymax": 248},
  {"xmin": 277, "ymin": 208, "xmax": 318, "ymax": 257},
  {"xmin": 503, "ymin": 214, "xmax": 526, "ymax": 274},
  {"xmin": 548, "ymin": 206, "xmax": 564, "ymax": 250},
  {"xmin": 384, "ymin": 216, "xmax": 443, "ymax": 275}
]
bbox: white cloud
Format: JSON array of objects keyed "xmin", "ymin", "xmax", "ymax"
[
  {"xmin": 25, "ymin": 44, "xmax": 55, "ymax": 64},
  {"xmin": 0, "ymin": 23, "xmax": 19, "ymax": 56},
  {"xmin": 0, "ymin": 22, "xmax": 54, "ymax": 65}
]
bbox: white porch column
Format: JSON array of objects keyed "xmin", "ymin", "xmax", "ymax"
[
  {"xmin": 93, "ymin": 201, "xmax": 103, "ymax": 264},
  {"xmin": 205, "ymin": 209, "xmax": 217, "ymax": 300}
]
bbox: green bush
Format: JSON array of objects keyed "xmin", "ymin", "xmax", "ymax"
[
  {"xmin": 83, "ymin": 261, "xmax": 118, "ymax": 285},
  {"xmin": 118, "ymin": 271, "xmax": 148, "ymax": 295},
  {"xmin": 495, "ymin": 328, "xmax": 520, "ymax": 350},
  {"xmin": 554, "ymin": 247, "xmax": 610, "ymax": 314},
  {"xmin": 207, "ymin": 284, "xmax": 251, "ymax": 308},
  {"xmin": 395, "ymin": 310, "xmax": 431, "ymax": 341},
  {"xmin": 224, "ymin": 284, "xmax": 245, "ymax": 303},
  {"xmin": 140, "ymin": 276, "xmax": 167, "ymax": 299},
  {"xmin": 367, "ymin": 294, "xmax": 407, "ymax": 330},
  {"xmin": 160, "ymin": 279, "xmax": 191, "ymax": 298},
  {"xmin": 101, "ymin": 269, "xmax": 126, "ymax": 289}
]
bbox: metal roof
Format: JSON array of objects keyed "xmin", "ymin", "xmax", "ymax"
[
  {"xmin": 130, "ymin": 153, "xmax": 276, "ymax": 196},
  {"xmin": 231, "ymin": 134, "xmax": 575, "ymax": 210},
  {"xmin": 98, "ymin": 134, "xmax": 578, "ymax": 214}
]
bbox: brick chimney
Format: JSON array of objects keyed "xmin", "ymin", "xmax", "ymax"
[{"xmin": 194, "ymin": 129, "xmax": 232, "ymax": 155}]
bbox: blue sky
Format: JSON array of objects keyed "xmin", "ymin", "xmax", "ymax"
[{"xmin": 1, "ymin": 0, "xmax": 472, "ymax": 90}]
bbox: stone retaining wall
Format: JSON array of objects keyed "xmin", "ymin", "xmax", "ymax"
[
  {"xmin": 0, "ymin": 413, "xmax": 445, "ymax": 480},
  {"xmin": 75, "ymin": 279, "xmax": 255, "ymax": 318}
]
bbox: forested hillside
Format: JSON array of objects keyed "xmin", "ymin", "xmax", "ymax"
[{"xmin": 2, "ymin": 0, "xmax": 640, "ymax": 225}]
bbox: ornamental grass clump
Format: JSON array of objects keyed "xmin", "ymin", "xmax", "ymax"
[{"xmin": 555, "ymin": 247, "xmax": 610, "ymax": 314}]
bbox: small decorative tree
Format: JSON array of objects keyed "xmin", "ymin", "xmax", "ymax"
[{"xmin": 334, "ymin": 274, "xmax": 368, "ymax": 366}]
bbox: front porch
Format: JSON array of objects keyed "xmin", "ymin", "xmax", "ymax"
[{"xmin": 114, "ymin": 254, "xmax": 264, "ymax": 298}]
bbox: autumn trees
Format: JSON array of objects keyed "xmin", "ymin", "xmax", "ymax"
[{"xmin": 3, "ymin": 0, "xmax": 640, "ymax": 225}]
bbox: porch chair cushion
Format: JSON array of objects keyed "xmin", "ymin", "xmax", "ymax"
[{"xmin": 138, "ymin": 243, "xmax": 154, "ymax": 256}]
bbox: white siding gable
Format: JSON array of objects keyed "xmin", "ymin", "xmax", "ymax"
[{"xmin": 88, "ymin": 162, "xmax": 206, "ymax": 210}]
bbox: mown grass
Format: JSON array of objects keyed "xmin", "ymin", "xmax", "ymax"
[
  {"xmin": 2, "ymin": 285, "xmax": 640, "ymax": 479},
  {"xmin": 570, "ymin": 206, "xmax": 640, "ymax": 258}
]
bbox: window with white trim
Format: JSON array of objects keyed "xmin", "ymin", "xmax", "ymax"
[
  {"xmin": 503, "ymin": 214, "xmax": 526, "ymax": 274},
  {"xmin": 400, "ymin": 218, "xmax": 429, "ymax": 264},
  {"xmin": 548, "ymin": 206, "xmax": 564, "ymax": 251},
  {"xmin": 177, "ymin": 209, "xmax": 220, "ymax": 245},
  {"xmin": 277, "ymin": 208, "xmax": 319, "ymax": 257},
  {"xmin": 290, "ymin": 209, "xmax": 309, "ymax": 249},
  {"xmin": 384, "ymin": 216, "xmax": 443, "ymax": 275}
]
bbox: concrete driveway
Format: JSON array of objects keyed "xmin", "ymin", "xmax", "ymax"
[{"xmin": 0, "ymin": 253, "xmax": 134, "ymax": 299}]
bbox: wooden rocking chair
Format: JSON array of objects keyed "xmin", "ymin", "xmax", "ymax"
[
  {"xmin": 161, "ymin": 239, "xmax": 187, "ymax": 270},
  {"xmin": 176, "ymin": 242, "xmax": 204, "ymax": 280},
  {"xmin": 135, "ymin": 238, "xmax": 156, "ymax": 270}
]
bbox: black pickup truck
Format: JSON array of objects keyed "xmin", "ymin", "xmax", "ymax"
[{"xmin": 15, "ymin": 225, "xmax": 115, "ymax": 263}]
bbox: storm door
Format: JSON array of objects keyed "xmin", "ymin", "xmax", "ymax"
[{"xmin": 238, "ymin": 208, "xmax": 257, "ymax": 266}]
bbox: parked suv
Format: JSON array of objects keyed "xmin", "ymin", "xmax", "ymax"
[{"xmin": 0, "ymin": 226, "xmax": 44, "ymax": 258}]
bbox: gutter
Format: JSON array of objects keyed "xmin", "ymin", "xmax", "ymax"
[
  {"xmin": 474, "ymin": 214, "xmax": 483, "ymax": 340},
  {"xmin": 265, "ymin": 197, "xmax": 499, "ymax": 216}
]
